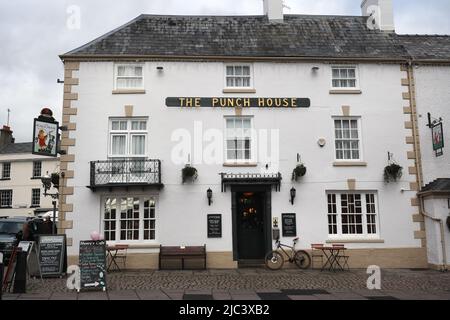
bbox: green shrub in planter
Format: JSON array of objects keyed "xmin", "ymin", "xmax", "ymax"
[
  {"xmin": 292, "ymin": 164, "xmax": 307, "ymax": 181},
  {"xmin": 182, "ymin": 165, "xmax": 198, "ymax": 183},
  {"xmin": 384, "ymin": 163, "xmax": 403, "ymax": 183}
]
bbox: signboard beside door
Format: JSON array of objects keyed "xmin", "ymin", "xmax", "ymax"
[
  {"xmin": 282, "ymin": 213, "xmax": 297, "ymax": 237},
  {"xmin": 79, "ymin": 240, "xmax": 107, "ymax": 292},
  {"xmin": 38, "ymin": 235, "xmax": 66, "ymax": 278},
  {"xmin": 207, "ymin": 214, "xmax": 222, "ymax": 238}
]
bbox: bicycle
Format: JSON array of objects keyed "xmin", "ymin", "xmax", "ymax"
[{"xmin": 265, "ymin": 237, "xmax": 311, "ymax": 270}]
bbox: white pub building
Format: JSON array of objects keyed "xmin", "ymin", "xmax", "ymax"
[{"xmin": 58, "ymin": 0, "xmax": 450, "ymax": 269}]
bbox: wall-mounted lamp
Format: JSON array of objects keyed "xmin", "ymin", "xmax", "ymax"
[
  {"xmin": 290, "ymin": 187, "xmax": 296, "ymax": 205},
  {"xmin": 157, "ymin": 66, "xmax": 164, "ymax": 71},
  {"xmin": 312, "ymin": 66, "xmax": 320, "ymax": 72},
  {"xmin": 207, "ymin": 188, "xmax": 213, "ymax": 206}
]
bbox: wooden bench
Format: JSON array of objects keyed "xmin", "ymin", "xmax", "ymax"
[{"xmin": 159, "ymin": 245, "xmax": 206, "ymax": 270}]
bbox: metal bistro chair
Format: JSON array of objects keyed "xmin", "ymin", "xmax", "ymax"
[
  {"xmin": 310, "ymin": 244, "xmax": 324, "ymax": 270},
  {"xmin": 332, "ymin": 244, "xmax": 350, "ymax": 271},
  {"xmin": 114, "ymin": 244, "xmax": 129, "ymax": 270}
]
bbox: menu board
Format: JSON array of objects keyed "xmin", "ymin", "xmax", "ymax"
[
  {"xmin": 207, "ymin": 214, "xmax": 222, "ymax": 238},
  {"xmin": 79, "ymin": 240, "xmax": 107, "ymax": 292},
  {"xmin": 282, "ymin": 213, "xmax": 297, "ymax": 237},
  {"xmin": 38, "ymin": 235, "xmax": 66, "ymax": 277}
]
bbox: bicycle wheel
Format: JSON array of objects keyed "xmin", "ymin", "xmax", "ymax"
[
  {"xmin": 294, "ymin": 250, "xmax": 311, "ymax": 269},
  {"xmin": 265, "ymin": 251, "xmax": 284, "ymax": 270}
]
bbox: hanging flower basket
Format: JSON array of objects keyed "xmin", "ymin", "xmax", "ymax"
[
  {"xmin": 182, "ymin": 165, "xmax": 198, "ymax": 183},
  {"xmin": 292, "ymin": 164, "xmax": 307, "ymax": 181},
  {"xmin": 51, "ymin": 173, "xmax": 60, "ymax": 189},
  {"xmin": 384, "ymin": 163, "xmax": 403, "ymax": 183}
]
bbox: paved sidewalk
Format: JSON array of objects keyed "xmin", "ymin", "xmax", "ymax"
[{"xmin": 3, "ymin": 268, "xmax": 450, "ymax": 300}]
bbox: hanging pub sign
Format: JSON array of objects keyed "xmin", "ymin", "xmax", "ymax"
[
  {"xmin": 432, "ymin": 122, "xmax": 444, "ymax": 157},
  {"xmin": 32, "ymin": 108, "xmax": 59, "ymax": 157},
  {"xmin": 166, "ymin": 97, "xmax": 311, "ymax": 108}
]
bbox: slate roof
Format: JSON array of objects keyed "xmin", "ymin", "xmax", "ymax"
[
  {"xmin": 0, "ymin": 142, "xmax": 32, "ymax": 155},
  {"xmin": 420, "ymin": 178, "xmax": 450, "ymax": 194},
  {"xmin": 62, "ymin": 14, "xmax": 413, "ymax": 60},
  {"xmin": 397, "ymin": 35, "xmax": 450, "ymax": 61}
]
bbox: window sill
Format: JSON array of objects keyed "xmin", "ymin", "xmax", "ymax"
[
  {"xmin": 31, "ymin": 177, "xmax": 42, "ymax": 180},
  {"xmin": 333, "ymin": 161, "xmax": 367, "ymax": 167},
  {"xmin": 112, "ymin": 89, "xmax": 146, "ymax": 95},
  {"xmin": 30, "ymin": 206, "xmax": 41, "ymax": 209},
  {"xmin": 0, "ymin": 178, "xmax": 11, "ymax": 181},
  {"xmin": 223, "ymin": 162, "xmax": 258, "ymax": 167},
  {"xmin": 326, "ymin": 239, "xmax": 385, "ymax": 244},
  {"xmin": 0, "ymin": 207, "xmax": 12, "ymax": 209},
  {"xmin": 329, "ymin": 89, "xmax": 362, "ymax": 95},
  {"xmin": 222, "ymin": 88, "xmax": 256, "ymax": 94}
]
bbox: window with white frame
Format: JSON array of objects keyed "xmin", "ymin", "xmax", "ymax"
[
  {"xmin": 331, "ymin": 66, "xmax": 358, "ymax": 89},
  {"xmin": 334, "ymin": 118, "xmax": 361, "ymax": 161},
  {"xmin": 115, "ymin": 64, "xmax": 144, "ymax": 90},
  {"xmin": 2, "ymin": 163, "xmax": 11, "ymax": 179},
  {"xmin": 327, "ymin": 192, "xmax": 379, "ymax": 238},
  {"xmin": 103, "ymin": 196, "xmax": 157, "ymax": 242},
  {"xmin": 31, "ymin": 189, "xmax": 40, "ymax": 207},
  {"xmin": 225, "ymin": 117, "xmax": 253, "ymax": 162},
  {"xmin": 225, "ymin": 65, "xmax": 252, "ymax": 88},
  {"xmin": 32, "ymin": 161, "xmax": 42, "ymax": 178},
  {"xmin": 109, "ymin": 118, "xmax": 148, "ymax": 157},
  {"xmin": 0, "ymin": 190, "xmax": 12, "ymax": 208}
]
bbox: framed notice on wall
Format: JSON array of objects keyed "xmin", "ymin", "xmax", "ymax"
[
  {"xmin": 207, "ymin": 214, "xmax": 222, "ymax": 238},
  {"xmin": 282, "ymin": 213, "xmax": 297, "ymax": 237}
]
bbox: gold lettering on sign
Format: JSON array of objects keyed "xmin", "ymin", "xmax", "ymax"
[
  {"xmin": 186, "ymin": 98, "xmax": 194, "ymax": 107},
  {"xmin": 220, "ymin": 98, "xmax": 227, "ymax": 107},
  {"xmin": 235, "ymin": 98, "xmax": 242, "ymax": 107},
  {"xmin": 266, "ymin": 98, "xmax": 273, "ymax": 107},
  {"xmin": 283, "ymin": 98, "xmax": 289, "ymax": 107},
  {"xmin": 244, "ymin": 98, "xmax": 250, "ymax": 107},
  {"xmin": 274, "ymin": 98, "xmax": 282, "ymax": 107},
  {"xmin": 195, "ymin": 98, "xmax": 201, "ymax": 107},
  {"xmin": 291, "ymin": 98, "xmax": 297, "ymax": 108},
  {"xmin": 227, "ymin": 98, "xmax": 235, "ymax": 107},
  {"xmin": 258, "ymin": 98, "xmax": 265, "ymax": 107},
  {"xmin": 212, "ymin": 98, "xmax": 219, "ymax": 107},
  {"xmin": 179, "ymin": 98, "xmax": 186, "ymax": 107}
]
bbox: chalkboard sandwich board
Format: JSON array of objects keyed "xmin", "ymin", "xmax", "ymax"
[
  {"xmin": 282, "ymin": 213, "xmax": 297, "ymax": 237},
  {"xmin": 79, "ymin": 240, "xmax": 107, "ymax": 292},
  {"xmin": 38, "ymin": 235, "xmax": 66, "ymax": 278},
  {"xmin": 207, "ymin": 214, "xmax": 222, "ymax": 238}
]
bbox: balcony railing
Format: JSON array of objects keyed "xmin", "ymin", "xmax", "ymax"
[{"xmin": 89, "ymin": 159, "xmax": 162, "ymax": 190}]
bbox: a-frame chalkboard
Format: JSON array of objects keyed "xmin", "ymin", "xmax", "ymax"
[{"xmin": 79, "ymin": 240, "xmax": 107, "ymax": 292}]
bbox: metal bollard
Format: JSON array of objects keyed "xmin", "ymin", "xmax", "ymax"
[
  {"xmin": 0, "ymin": 252, "xmax": 3, "ymax": 300},
  {"xmin": 13, "ymin": 248, "xmax": 27, "ymax": 294}
]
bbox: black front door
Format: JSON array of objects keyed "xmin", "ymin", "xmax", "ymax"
[{"xmin": 235, "ymin": 191, "xmax": 266, "ymax": 260}]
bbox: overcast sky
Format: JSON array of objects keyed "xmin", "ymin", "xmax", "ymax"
[{"xmin": 1, "ymin": 0, "xmax": 449, "ymax": 142}]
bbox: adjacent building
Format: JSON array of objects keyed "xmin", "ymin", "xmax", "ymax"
[
  {"xmin": 57, "ymin": 0, "xmax": 450, "ymax": 269},
  {"xmin": 0, "ymin": 125, "xmax": 60, "ymax": 218}
]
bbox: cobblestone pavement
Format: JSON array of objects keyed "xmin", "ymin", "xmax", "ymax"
[{"xmin": 3, "ymin": 268, "xmax": 450, "ymax": 300}]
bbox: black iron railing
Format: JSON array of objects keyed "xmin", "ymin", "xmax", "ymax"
[{"xmin": 90, "ymin": 159, "xmax": 162, "ymax": 189}]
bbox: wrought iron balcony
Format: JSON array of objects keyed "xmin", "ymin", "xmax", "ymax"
[{"xmin": 89, "ymin": 159, "xmax": 163, "ymax": 191}]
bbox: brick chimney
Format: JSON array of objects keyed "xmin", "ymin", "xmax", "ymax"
[
  {"xmin": 361, "ymin": 0, "xmax": 395, "ymax": 32},
  {"xmin": 0, "ymin": 125, "xmax": 15, "ymax": 148},
  {"xmin": 263, "ymin": 0, "xmax": 284, "ymax": 22}
]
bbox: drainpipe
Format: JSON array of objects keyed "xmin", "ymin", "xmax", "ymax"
[{"xmin": 419, "ymin": 196, "xmax": 448, "ymax": 272}]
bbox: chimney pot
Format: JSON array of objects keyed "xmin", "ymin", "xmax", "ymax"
[
  {"xmin": 263, "ymin": 0, "xmax": 284, "ymax": 22},
  {"xmin": 361, "ymin": 0, "xmax": 395, "ymax": 32}
]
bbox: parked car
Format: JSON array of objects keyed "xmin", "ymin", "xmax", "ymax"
[{"xmin": 0, "ymin": 218, "xmax": 26, "ymax": 265}]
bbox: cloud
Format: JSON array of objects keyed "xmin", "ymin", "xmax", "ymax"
[{"xmin": 0, "ymin": 0, "xmax": 449, "ymax": 142}]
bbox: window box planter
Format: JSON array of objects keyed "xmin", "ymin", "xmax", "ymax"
[
  {"xmin": 182, "ymin": 165, "xmax": 198, "ymax": 183},
  {"xmin": 292, "ymin": 164, "xmax": 307, "ymax": 182}
]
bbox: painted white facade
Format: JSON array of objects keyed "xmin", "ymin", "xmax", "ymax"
[
  {"xmin": 66, "ymin": 60, "xmax": 421, "ymax": 263},
  {"xmin": 0, "ymin": 152, "xmax": 59, "ymax": 217},
  {"xmin": 415, "ymin": 65, "xmax": 450, "ymax": 268}
]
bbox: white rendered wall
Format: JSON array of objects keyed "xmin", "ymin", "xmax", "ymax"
[
  {"xmin": 66, "ymin": 61, "xmax": 420, "ymax": 256},
  {"xmin": 0, "ymin": 154, "xmax": 59, "ymax": 217},
  {"xmin": 415, "ymin": 65, "xmax": 450, "ymax": 185}
]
